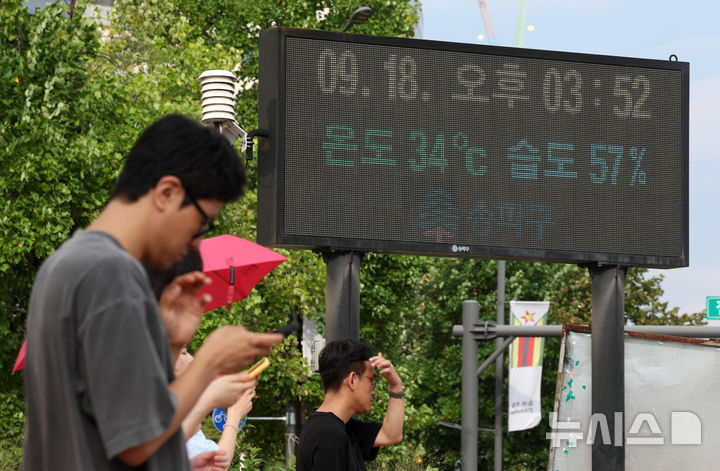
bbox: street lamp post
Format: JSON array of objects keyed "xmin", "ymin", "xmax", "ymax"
[
  {"xmin": 341, "ymin": 6, "xmax": 373, "ymax": 32},
  {"xmin": 324, "ymin": 6, "xmax": 374, "ymax": 345}
]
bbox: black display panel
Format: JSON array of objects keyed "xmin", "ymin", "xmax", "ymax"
[{"xmin": 258, "ymin": 28, "xmax": 689, "ymax": 267}]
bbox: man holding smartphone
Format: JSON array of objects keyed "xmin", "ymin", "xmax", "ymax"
[
  {"xmin": 23, "ymin": 115, "xmax": 283, "ymax": 470},
  {"xmin": 296, "ymin": 338, "xmax": 405, "ymax": 471}
]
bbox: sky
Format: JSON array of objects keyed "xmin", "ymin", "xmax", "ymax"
[{"xmin": 418, "ymin": 0, "xmax": 718, "ymax": 315}]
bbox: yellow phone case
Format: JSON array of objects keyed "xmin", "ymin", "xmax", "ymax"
[{"xmin": 247, "ymin": 357, "xmax": 270, "ymax": 379}]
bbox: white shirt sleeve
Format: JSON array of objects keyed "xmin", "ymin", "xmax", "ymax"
[{"xmin": 186, "ymin": 430, "xmax": 220, "ymax": 459}]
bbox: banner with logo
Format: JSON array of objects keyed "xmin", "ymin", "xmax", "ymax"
[{"xmin": 508, "ymin": 300, "xmax": 550, "ymax": 432}]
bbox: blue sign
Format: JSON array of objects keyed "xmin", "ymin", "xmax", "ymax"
[{"xmin": 212, "ymin": 408, "xmax": 247, "ymax": 433}]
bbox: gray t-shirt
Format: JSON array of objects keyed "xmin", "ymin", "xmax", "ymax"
[{"xmin": 23, "ymin": 230, "xmax": 190, "ymax": 470}]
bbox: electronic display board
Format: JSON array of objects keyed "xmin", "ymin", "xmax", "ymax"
[{"xmin": 257, "ymin": 28, "xmax": 689, "ymax": 267}]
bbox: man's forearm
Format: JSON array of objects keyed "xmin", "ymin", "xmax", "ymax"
[{"xmin": 375, "ymin": 386, "xmax": 405, "ymax": 446}]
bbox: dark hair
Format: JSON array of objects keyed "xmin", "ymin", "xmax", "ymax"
[
  {"xmin": 318, "ymin": 339, "xmax": 374, "ymax": 392},
  {"xmin": 144, "ymin": 250, "xmax": 203, "ymax": 300},
  {"xmin": 110, "ymin": 114, "xmax": 247, "ymax": 204}
]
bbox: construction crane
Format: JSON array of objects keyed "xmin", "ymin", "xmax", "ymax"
[
  {"xmin": 476, "ymin": 0, "xmax": 497, "ymax": 45},
  {"xmin": 477, "ymin": 0, "xmax": 532, "ymax": 47},
  {"xmin": 513, "ymin": 0, "xmax": 530, "ymax": 47}
]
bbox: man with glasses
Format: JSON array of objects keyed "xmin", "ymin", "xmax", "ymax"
[
  {"xmin": 23, "ymin": 115, "xmax": 283, "ymax": 470},
  {"xmin": 185, "ymin": 192, "xmax": 216, "ymax": 239},
  {"xmin": 296, "ymin": 339, "xmax": 405, "ymax": 471}
]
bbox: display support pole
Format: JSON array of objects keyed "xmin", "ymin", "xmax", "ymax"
[
  {"xmin": 588, "ymin": 264, "xmax": 626, "ymax": 471},
  {"xmin": 323, "ymin": 251, "xmax": 363, "ymax": 343},
  {"xmin": 494, "ymin": 260, "xmax": 506, "ymax": 471},
  {"xmin": 461, "ymin": 300, "xmax": 480, "ymax": 471}
]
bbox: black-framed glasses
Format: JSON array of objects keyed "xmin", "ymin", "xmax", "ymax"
[
  {"xmin": 184, "ymin": 191, "xmax": 215, "ymax": 238},
  {"xmin": 362, "ymin": 374, "xmax": 377, "ymax": 389}
]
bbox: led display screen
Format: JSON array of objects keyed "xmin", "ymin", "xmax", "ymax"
[{"xmin": 258, "ymin": 28, "xmax": 688, "ymax": 267}]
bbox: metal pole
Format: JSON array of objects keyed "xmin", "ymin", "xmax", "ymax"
[
  {"xmin": 494, "ymin": 260, "xmax": 506, "ymax": 471},
  {"xmin": 477, "ymin": 336, "xmax": 516, "ymax": 377},
  {"xmin": 588, "ymin": 265, "xmax": 626, "ymax": 471},
  {"xmin": 285, "ymin": 400, "xmax": 299, "ymax": 467},
  {"xmin": 457, "ymin": 324, "xmax": 720, "ymax": 339},
  {"xmin": 245, "ymin": 416, "xmax": 287, "ymax": 421},
  {"xmin": 462, "ymin": 300, "xmax": 480, "ymax": 471},
  {"xmin": 323, "ymin": 251, "xmax": 362, "ymax": 343}
]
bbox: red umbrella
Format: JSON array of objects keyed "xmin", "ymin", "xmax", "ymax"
[
  {"xmin": 12, "ymin": 339, "xmax": 26, "ymax": 373},
  {"xmin": 198, "ymin": 234, "xmax": 287, "ymax": 312},
  {"xmin": 11, "ymin": 235, "xmax": 284, "ymax": 372}
]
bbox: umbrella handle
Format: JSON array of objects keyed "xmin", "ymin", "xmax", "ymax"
[{"xmin": 226, "ymin": 265, "xmax": 236, "ymax": 308}]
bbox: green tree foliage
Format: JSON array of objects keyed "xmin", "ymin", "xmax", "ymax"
[
  {"xmin": 360, "ymin": 257, "xmax": 705, "ymax": 469},
  {"xmin": 0, "ymin": 0, "xmax": 125, "ymax": 460},
  {"xmin": 0, "ymin": 0, "xmax": 703, "ymax": 469},
  {"xmin": 0, "ymin": 0, "xmax": 420, "ymax": 467}
]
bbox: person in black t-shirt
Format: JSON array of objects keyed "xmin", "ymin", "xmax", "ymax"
[{"xmin": 296, "ymin": 339, "xmax": 405, "ymax": 471}]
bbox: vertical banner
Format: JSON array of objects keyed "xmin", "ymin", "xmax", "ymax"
[{"xmin": 508, "ymin": 301, "xmax": 550, "ymax": 432}]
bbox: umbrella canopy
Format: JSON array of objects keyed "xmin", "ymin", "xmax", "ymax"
[
  {"xmin": 12, "ymin": 339, "xmax": 26, "ymax": 373},
  {"xmin": 11, "ymin": 235, "xmax": 284, "ymax": 372},
  {"xmin": 198, "ymin": 234, "xmax": 286, "ymax": 312}
]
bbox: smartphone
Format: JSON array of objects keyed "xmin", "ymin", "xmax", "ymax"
[
  {"xmin": 273, "ymin": 319, "xmax": 299, "ymax": 337},
  {"xmin": 247, "ymin": 357, "xmax": 270, "ymax": 379}
]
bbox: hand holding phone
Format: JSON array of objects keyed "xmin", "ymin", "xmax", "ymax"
[{"xmin": 242, "ymin": 321, "xmax": 297, "ymax": 380}]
